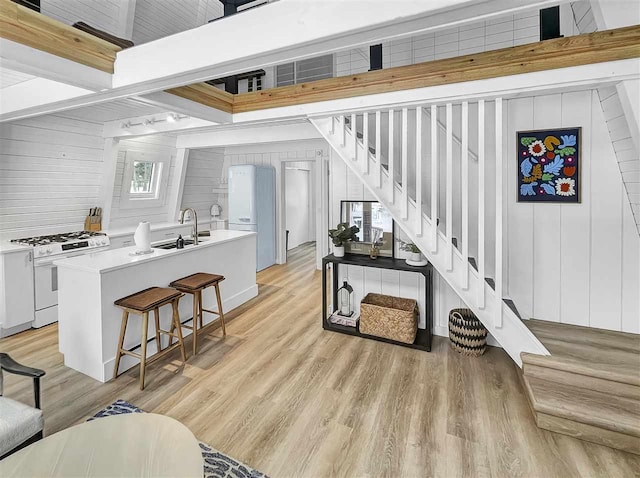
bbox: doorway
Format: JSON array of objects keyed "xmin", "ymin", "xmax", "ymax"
[{"xmin": 284, "ymin": 163, "xmax": 315, "ymax": 260}]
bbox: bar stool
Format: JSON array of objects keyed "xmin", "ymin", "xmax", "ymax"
[
  {"xmin": 169, "ymin": 273, "xmax": 226, "ymax": 355},
  {"xmin": 113, "ymin": 287, "xmax": 187, "ymax": 390}
]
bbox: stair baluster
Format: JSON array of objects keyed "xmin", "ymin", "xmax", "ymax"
[
  {"xmin": 375, "ymin": 110, "xmax": 382, "ymax": 188},
  {"xmin": 401, "ymin": 107, "xmax": 409, "ymax": 220},
  {"xmin": 362, "ymin": 112, "xmax": 369, "ymax": 175},
  {"xmin": 388, "ymin": 109, "xmax": 395, "ymax": 203},
  {"xmin": 461, "ymin": 101, "xmax": 470, "ymax": 290},
  {"xmin": 478, "ymin": 99, "xmax": 486, "ymax": 309},
  {"xmin": 446, "ymin": 103, "xmax": 453, "ymax": 271},
  {"xmin": 495, "ymin": 97, "xmax": 504, "ymax": 327},
  {"xmin": 416, "ymin": 107, "xmax": 423, "ymax": 237},
  {"xmin": 350, "ymin": 113, "xmax": 357, "ymax": 160},
  {"xmin": 430, "ymin": 104, "xmax": 438, "ymax": 253}
]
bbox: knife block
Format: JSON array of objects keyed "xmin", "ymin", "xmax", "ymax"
[{"xmin": 84, "ymin": 215, "xmax": 102, "ymax": 232}]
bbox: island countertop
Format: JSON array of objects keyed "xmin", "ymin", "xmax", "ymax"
[{"xmin": 54, "ymin": 230, "xmax": 256, "ymax": 274}]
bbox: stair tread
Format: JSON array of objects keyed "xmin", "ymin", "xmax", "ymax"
[
  {"xmin": 525, "ymin": 375, "xmax": 640, "ymax": 437},
  {"xmin": 485, "ymin": 277, "xmax": 495, "ymax": 290},
  {"xmin": 503, "ymin": 298, "xmax": 522, "ymax": 319},
  {"xmin": 526, "ymin": 319, "xmax": 640, "ymax": 354}
]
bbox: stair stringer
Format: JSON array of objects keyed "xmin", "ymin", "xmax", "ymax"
[{"xmin": 310, "ymin": 116, "xmax": 549, "ymax": 366}]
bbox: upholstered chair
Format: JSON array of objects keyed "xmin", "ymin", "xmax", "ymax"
[{"xmin": 0, "ymin": 353, "xmax": 45, "ymax": 458}]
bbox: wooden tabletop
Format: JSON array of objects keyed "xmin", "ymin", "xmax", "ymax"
[{"xmin": 0, "ymin": 413, "xmax": 203, "ymax": 477}]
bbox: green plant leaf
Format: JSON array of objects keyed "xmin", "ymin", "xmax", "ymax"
[
  {"xmin": 520, "ymin": 137, "xmax": 537, "ymax": 147},
  {"xmin": 541, "ymin": 173, "xmax": 554, "ymax": 181}
]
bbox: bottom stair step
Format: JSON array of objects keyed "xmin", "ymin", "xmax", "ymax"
[{"xmin": 523, "ymin": 375, "xmax": 640, "ymax": 454}]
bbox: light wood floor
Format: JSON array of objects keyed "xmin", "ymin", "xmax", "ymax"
[{"xmin": 2, "ymin": 244, "xmax": 639, "ymax": 477}]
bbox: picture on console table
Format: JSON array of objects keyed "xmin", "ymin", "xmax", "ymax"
[
  {"xmin": 517, "ymin": 127, "xmax": 581, "ymax": 203},
  {"xmin": 340, "ymin": 200, "xmax": 395, "ymax": 257}
]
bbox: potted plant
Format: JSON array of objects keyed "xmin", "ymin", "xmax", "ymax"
[
  {"xmin": 397, "ymin": 239, "xmax": 423, "ymax": 263},
  {"xmin": 328, "ymin": 223, "xmax": 359, "ymax": 257}
]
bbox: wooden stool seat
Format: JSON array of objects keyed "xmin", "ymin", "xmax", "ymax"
[
  {"xmin": 113, "ymin": 287, "xmax": 187, "ymax": 390},
  {"xmin": 170, "ymin": 273, "xmax": 224, "ymax": 291},
  {"xmin": 114, "ymin": 287, "xmax": 182, "ymax": 311},
  {"xmin": 169, "ymin": 273, "xmax": 226, "ymax": 355}
]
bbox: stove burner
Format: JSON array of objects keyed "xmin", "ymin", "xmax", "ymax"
[{"xmin": 11, "ymin": 230, "xmax": 107, "ymax": 247}]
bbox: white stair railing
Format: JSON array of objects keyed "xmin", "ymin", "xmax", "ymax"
[{"xmin": 311, "ymin": 97, "xmax": 549, "ymax": 364}]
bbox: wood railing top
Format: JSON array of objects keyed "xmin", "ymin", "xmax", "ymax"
[
  {"xmin": 232, "ymin": 25, "xmax": 640, "ymax": 113},
  {"xmin": 1, "ymin": 0, "xmax": 638, "ymax": 116},
  {"xmin": 0, "ymin": 0, "xmax": 121, "ymax": 73}
]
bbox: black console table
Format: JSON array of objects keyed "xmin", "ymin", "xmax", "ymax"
[{"xmin": 322, "ymin": 254, "xmax": 433, "ymax": 351}]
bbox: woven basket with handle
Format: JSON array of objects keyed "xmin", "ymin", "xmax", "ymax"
[{"xmin": 448, "ymin": 308, "xmax": 488, "ymax": 356}]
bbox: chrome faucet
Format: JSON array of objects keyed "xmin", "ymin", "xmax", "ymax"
[{"xmin": 179, "ymin": 208, "xmax": 198, "ymax": 245}]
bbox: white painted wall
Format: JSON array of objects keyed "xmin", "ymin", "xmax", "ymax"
[
  {"xmin": 132, "ymin": 0, "xmax": 223, "ymax": 45},
  {"xmin": 506, "ymin": 90, "xmax": 640, "ymax": 333},
  {"xmin": 0, "ymin": 114, "xmax": 104, "ymax": 239},
  {"xmin": 108, "ymin": 134, "xmax": 178, "ymax": 229},
  {"xmin": 180, "ymin": 147, "xmax": 225, "ymax": 221}
]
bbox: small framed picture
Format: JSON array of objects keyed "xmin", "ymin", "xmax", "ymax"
[{"xmin": 517, "ymin": 128, "xmax": 581, "ymax": 203}]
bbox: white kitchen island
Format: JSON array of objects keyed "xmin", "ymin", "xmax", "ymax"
[{"xmin": 55, "ymin": 230, "xmax": 257, "ymax": 382}]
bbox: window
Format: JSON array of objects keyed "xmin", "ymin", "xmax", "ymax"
[
  {"xmin": 276, "ymin": 54, "xmax": 334, "ymax": 87},
  {"xmin": 119, "ymin": 151, "xmax": 170, "ymax": 209},
  {"xmin": 130, "ymin": 160, "xmax": 159, "ymax": 196}
]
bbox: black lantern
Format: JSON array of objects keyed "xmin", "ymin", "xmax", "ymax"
[{"xmin": 337, "ymin": 281, "xmax": 354, "ymax": 317}]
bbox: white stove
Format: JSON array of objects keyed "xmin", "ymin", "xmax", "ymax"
[
  {"xmin": 12, "ymin": 231, "xmax": 110, "ymax": 260},
  {"xmin": 11, "ymin": 231, "xmax": 111, "ymax": 327}
]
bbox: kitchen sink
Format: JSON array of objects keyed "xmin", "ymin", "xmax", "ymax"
[{"xmin": 153, "ymin": 238, "xmax": 207, "ymax": 250}]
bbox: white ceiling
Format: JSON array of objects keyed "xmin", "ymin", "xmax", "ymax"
[
  {"xmin": 0, "ymin": 68, "xmax": 36, "ymax": 89},
  {"xmin": 58, "ymin": 98, "xmax": 168, "ymax": 123}
]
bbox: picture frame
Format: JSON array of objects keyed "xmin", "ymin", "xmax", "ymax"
[{"xmin": 516, "ymin": 127, "xmax": 581, "ymax": 203}]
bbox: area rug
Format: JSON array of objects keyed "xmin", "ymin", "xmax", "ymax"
[{"xmin": 91, "ymin": 400, "xmax": 268, "ymax": 478}]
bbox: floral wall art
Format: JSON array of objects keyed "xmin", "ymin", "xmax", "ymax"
[{"xmin": 517, "ymin": 128, "xmax": 581, "ymax": 203}]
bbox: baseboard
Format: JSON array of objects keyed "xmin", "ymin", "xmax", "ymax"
[
  {"xmin": 101, "ymin": 284, "xmax": 259, "ymax": 382},
  {"xmin": 0, "ymin": 322, "xmax": 32, "ymax": 338},
  {"xmin": 433, "ymin": 325, "xmax": 501, "ymax": 348}
]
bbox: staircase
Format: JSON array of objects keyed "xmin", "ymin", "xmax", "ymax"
[
  {"xmin": 311, "ymin": 105, "xmax": 640, "ymax": 454},
  {"xmin": 310, "ymin": 102, "xmax": 549, "ymax": 365},
  {"xmin": 521, "ymin": 320, "xmax": 640, "ymax": 455}
]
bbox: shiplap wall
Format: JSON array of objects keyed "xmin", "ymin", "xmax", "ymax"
[
  {"xmin": 570, "ymin": 0, "xmax": 640, "ymax": 230},
  {"xmin": 328, "ymin": 151, "xmax": 466, "ymax": 337},
  {"xmin": 181, "ymin": 148, "xmax": 225, "ymax": 221},
  {"xmin": 41, "ymin": 0, "xmax": 123, "ymax": 36},
  {"xmin": 108, "ymin": 135, "xmax": 178, "ymax": 229},
  {"xmin": 0, "ymin": 115, "xmax": 104, "ymax": 239},
  {"xmin": 132, "ymin": 0, "xmax": 223, "ymax": 44},
  {"xmin": 335, "ymin": 9, "xmax": 540, "ymax": 76},
  {"xmin": 507, "ymin": 91, "xmax": 639, "ymax": 333}
]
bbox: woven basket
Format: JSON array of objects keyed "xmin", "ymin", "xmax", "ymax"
[
  {"xmin": 360, "ymin": 293, "xmax": 417, "ymax": 344},
  {"xmin": 448, "ymin": 308, "xmax": 488, "ymax": 356}
]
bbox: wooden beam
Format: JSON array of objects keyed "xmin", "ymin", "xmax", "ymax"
[
  {"xmin": 166, "ymin": 83, "xmax": 235, "ymax": 114},
  {"xmin": 232, "ymin": 26, "xmax": 640, "ymax": 113},
  {"xmin": 0, "ymin": 0, "xmax": 121, "ymax": 73}
]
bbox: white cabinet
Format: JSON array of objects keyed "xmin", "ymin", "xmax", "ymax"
[{"xmin": 0, "ymin": 249, "xmax": 35, "ymax": 332}]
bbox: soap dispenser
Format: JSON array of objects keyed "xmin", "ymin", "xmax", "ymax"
[{"xmin": 176, "ymin": 235, "xmax": 185, "ymax": 249}]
